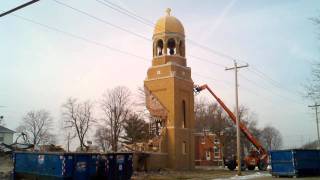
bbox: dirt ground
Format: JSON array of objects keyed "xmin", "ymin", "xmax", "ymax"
[
  {"xmin": 0, "ymin": 154, "xmax": 13, "ymax": 179},
  {"xmin": 132, "ymin": 167, "xmax": 320, "ymax": 180},
  {"xmin": 132, "ymin": 167, "xmax": 268, "ymax": 180}
]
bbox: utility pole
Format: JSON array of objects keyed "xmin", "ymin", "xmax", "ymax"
[
  {"xmin": 308, "ymin": 103, "xmax": 320, "ymax": 149},
  {"xmin": 226, "ymin": 60, "xmax": 248, "ymax": 176},
  {"xmin": 0, "ymin": 0, "xmax": 40, "ymax": 18},
  {"xmin": 67, "ymin": 132, "xmax": 71, "ymax": 152}
]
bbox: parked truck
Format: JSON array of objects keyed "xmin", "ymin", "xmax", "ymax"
[{"xmin": 194, "ymin": 84, "xmax": 268, "ymax": 171}]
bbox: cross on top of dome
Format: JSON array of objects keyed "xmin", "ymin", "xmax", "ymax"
[{"xmin": 166, "ymin": 8, "xmax": 171, "ymax": 16}]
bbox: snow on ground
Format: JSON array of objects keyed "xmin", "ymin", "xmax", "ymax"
[{"xmin": 213, "ymin": 172, "xmax": 271, "ymax": 180}]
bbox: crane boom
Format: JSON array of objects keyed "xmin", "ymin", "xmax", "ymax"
[{"xmin": 194, "ymin": 84, "xmax": 267, "ymax": 155}]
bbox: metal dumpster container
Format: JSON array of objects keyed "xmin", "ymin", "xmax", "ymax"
[
  {"xmin": 73, "ymin": 153, "xmax": 99, "ymax": 180},
  {"xmin": 13, "ymin": 152, "xmax": 100, "ymax": 180},
  {"xmin": 270, "ymin": 149, "xmax": 320, "ymax": 177},
  {"xmin": 107, "ymin": 152, "xmax": 133, "ymax": 180},
  {"xmin": 97, "ymin": 154, "xmax": 108, "ymax": 179}
]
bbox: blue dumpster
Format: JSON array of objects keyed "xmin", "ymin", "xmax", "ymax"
[
  {"xmin": 13, "ymin": 152, "xmax": 100, "ymax": 180},
  {"xmin": 72, "ymin": 153, "xmax": 99, "ymax": 180},
  {"xmin": 270, "ymin": 149, "xmax": 320, "ymax": 177},
  {"xmin": 107, "ymin": 153, "xmax": 117, "ymax": 179},
  {"xmin": 97, "ymin": 154, "xmax": 108, "ymax": 179},
  {"xmin": 107, "ymin": 153, "xmax": 133, "ymax": 180}
]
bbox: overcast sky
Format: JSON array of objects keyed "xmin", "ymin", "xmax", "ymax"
[{"xmin": 1, "ymin": 0, "xmax": 320, "ymax": 148}]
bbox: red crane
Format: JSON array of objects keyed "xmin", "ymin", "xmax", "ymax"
[{"xmin": 194, "ymin": 84, "xmax": 268, "ymax": 171}]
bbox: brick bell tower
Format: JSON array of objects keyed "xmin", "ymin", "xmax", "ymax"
[{"xmin": 144, "ymin": 8, "xmax": 195, "ymax": 170}]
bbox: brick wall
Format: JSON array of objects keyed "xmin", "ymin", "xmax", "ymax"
[{"xmin": 194, "ymin": 132, "xmax": 223, "ymax": 166}]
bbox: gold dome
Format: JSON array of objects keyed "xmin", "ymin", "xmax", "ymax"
[{"xmin": 153, "ymin": 8, "xmax": 185, "ymax": 35}]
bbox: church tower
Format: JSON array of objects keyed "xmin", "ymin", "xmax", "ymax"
[{"xmin": 144, "ymin": 8, "xmax": 195, "ymax": 170}]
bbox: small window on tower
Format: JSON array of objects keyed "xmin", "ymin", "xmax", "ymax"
[
  {"xmin": 182, "ymin": 141, "xmax": 187, "ymax": 154},
  {"xmin": 167, "ymin": 38, "xmax": 176, "ymax": 55},
  {"xmin": 156, "ymin": 39, "xmax": 164, "ymax": 56},
  {"xmin": 182, "ymin": 100, "xmax": 186, "ymax": 128},
  {"xmin": 179, "ymin": 40, "xmax": 185, "ymax": 57}
]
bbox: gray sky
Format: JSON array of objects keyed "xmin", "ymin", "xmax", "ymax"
[{"xmin": 0, "ymin": 0, "xmax": 319, "ymax": 148}]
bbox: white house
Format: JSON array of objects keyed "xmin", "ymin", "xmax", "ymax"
[{"xmin": 0, "ymin": 125, "xmax": 15, "ymax": 145}]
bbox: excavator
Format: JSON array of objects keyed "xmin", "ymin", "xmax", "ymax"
[{"xmin": 194, "ymin": 84, "xmax": 268, "ymax": 171}]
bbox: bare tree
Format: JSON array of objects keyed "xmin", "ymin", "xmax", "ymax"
[
  {"xmin": 94, "ymin": 127, "xmax": 111, "ymax": 152},
  {"xmin": 306, "ymin": 63, "xmax": 320, "ymax": 101},
  {"xmin": 101, "ymin": 86, "xmax": 131, "ymax": 152},
  {"xmin": 305, "ymin": 17, "xmax": 320, "ymax": 100},
  {"xmin": 195, "ymin": 100, "xmax": 263, "ymax": 155},
  {"xmin": 260, "ymin": 125, "xmax": 283, "ymax": 150},
  {"xmin": 132, "ymin": 86, "xmax": 151, "ymax": 121},
  {"xmin": 61, "ymin": 98, "xmax": 95, "ymax": 151},
  {"xmin": 194, "ymin": 97, "xmax": 235, "ymax": 133},
  {"xmin": 16, "ymin": 110, "xmax": 55, "ymax": 146},
  {"xmin": 194, "ymin": 97, "xmax": 210, "ymax": 131},
  {"xmin": 237, "ymin": 106, "xmax": 262, "ymax": 152},
  {"xmin": 302, "ymin": 140, "xmax": 319, "ymax": 149}
]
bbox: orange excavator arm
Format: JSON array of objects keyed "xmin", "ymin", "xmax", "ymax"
[{"xmin": 194, "ymin": 84, "xmax": 267, "ymax": 155}]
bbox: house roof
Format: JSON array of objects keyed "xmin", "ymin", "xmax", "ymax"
[{"xmin": 0, "ymin": 125, "xmax": 15, "ymax": 133}]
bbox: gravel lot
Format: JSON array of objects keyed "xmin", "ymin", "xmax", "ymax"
[
  {"xmin": 132, "ymin": 167, "xmax": 271, "ymax": 180},
  {"xmin": 0, "ymin": 154, "xmax": 13, "ymax": 180},
  {"xmin": 132, "ymin": 167, "xmax": 320, "ymax": 180}
]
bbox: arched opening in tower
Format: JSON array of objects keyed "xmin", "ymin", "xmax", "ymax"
[
  {"xmin": 156, "ymin": 39, "xmax": 164, "ymax": 56},
  {"xmin": 167, "ymin": 38, "xmax": 176, "ymax": 55}
]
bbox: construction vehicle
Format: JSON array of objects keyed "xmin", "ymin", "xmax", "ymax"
[{"xmin": 194, "ymin": 84, "xmax": 268, "ymax": 171}]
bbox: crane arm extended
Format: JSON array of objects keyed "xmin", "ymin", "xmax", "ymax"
[{"xmin": 194, "ymin": 84, "xmax": 267, "ymax": 155}]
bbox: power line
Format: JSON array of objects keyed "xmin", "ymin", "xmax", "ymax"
[
  {"xmin": 96, "ymin": 0, "xmax": 236, "ymax": 60},
  {"xmin": 2, "ymin": 10, "xmax": 310, "ymax": 122},
  {"xmin": 59, "ymin": 0, "xmax": 272, "ymax": 85},
  {"xmin": 232, "ymin": 75, "xmax": 306, "ymax": 113},
  {"xmin": 239, "ymin": 74, "xmax": 304, "ymax": 106},
  {"xmin": 4, "ymin": 12, "xmax": 228, "ymax": 90},
  {"xmin": 187, "ymin": 39, "xmax": 236, "ymax": 61},
  {"xmin": 95, "ymin": 0, "xmax": 239, "ymax": 68},
  {"xmin": 14, "ymin": 14, "xmax": 300, "ymax": 107},
  {"xmin": 195, "ymin": 71, "xmax": 301, "ymax": 111},
  {"xmin": 0, "ymin": 0, "xmax": 40, "ymax": 18},
  {"xmin": 189, "ymin": 55, "xmax": 226, "ymax": 68},
  {"xmin": 9, "ymin": 13, "xmax": 149, "ymax": 61},
  {"xmin": 96, "ymin": 0, "xmax": 240, "ymax": 63},
  {"xmin": 96, "ymin": 0, "xmax": 155, "ymax": 28},
  {"xmin": 95, "ymin": 0, "xmax": 304, "ymax": 102},
  {"xmin": 96, "ymin": 0, "xmax": 235, "ymax": 62},
  {"xmin": 54, "ymin": 0, "xmax": 229, "ymax": 74},
  {"xmin": 192, "ymin": 72, "xmax": 232, "ymax": 86},
  {"xmin": 4, "ymin": 6, "xmax": 306, "ymax": 110},
  {"xmin": 52, "ymin": 0, "xmax": 150, "ymax": 41},
  {"xmin": 96, "ymin": 0, "xmax": 245, "ymax": 65},
  {"xmin": 248, "ymin": 68, "xmax": 301, "ymax": 96},
  {"xmin": 52, "ymin": 0, "xmax": 228, "ymax": 70}
]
